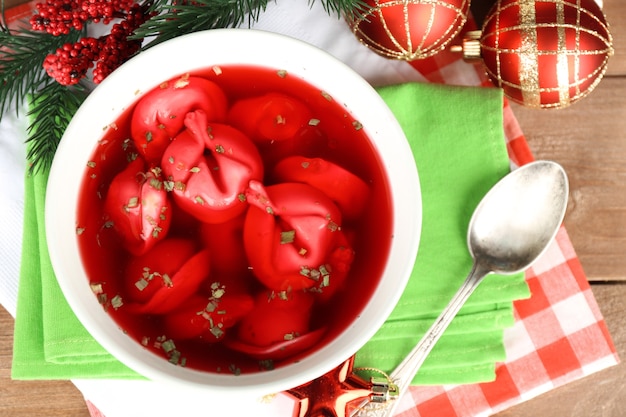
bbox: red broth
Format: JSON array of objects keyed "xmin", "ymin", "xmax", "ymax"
[{"xmin": 76, "ymin": 65, "xmax": 393, "ymax": 375}]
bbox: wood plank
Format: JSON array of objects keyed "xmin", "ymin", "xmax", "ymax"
[
  {"xmin": 0, "ymin": 306, "xmax": 90, "ymax": 417},
  {"xmin": 511, "ymin": 76, "xmax": 626, "ymax": 281},
  {"xmin": 603, "ymin": 0, "xmax": 626, "ymax": 77},
  {"xmin": 494, "ymin": 283, "xmax": 626, "ymax": 417}
]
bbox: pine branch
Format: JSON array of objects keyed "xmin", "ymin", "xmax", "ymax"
[
  {"xmin": 0, "ymin": 28, "xmax": 82, "ymax": 119},
  {"xmin": 131, "ymin": 0, "xmax": 271, "ymax": 48},
  {"xmin": 26, "ymin": 81, "xmax": 88, "ymax": 174},
  {"xmin": 132, "ymin": 0, "xmax": 370, "ymax": 49},
  {"xmin": 312, "ymin": 0, "xmax": 370, "ymax": 20}
]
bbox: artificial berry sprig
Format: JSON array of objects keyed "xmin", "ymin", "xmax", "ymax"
[
  {"xmin": 42, "ymin": 3, "xmax": 150, "ymax": 85},
  {"xmin": 92, "ymin": 3, "xmax": 149, "ymax": 83},
  {"xmin": 30, "ymin": 0, "xmax": 136, "ymax": 35},
  {"xmin": 42, "ymin": 37, "xmax": 100, "ymax": 86}
]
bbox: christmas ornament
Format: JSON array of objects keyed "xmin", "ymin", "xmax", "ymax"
[
  {"xmin": 287, "ymin": 356, "xmax": 398, "ymax": 417},
  {"xmin": 455, "ymin": 0, "xmax": 613, "ymax": 109},
  {"xmin": 348, "ymin": 0, "xmax": 471, "ymax": 61}
]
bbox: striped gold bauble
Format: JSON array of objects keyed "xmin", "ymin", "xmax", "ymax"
[
  {"xmin": 348, "ymin": 0, "xmax": 471, "ymax": 61},
  {"xmin": 461, "ymin": 0, "xmax": 613, "ymax": 109}
]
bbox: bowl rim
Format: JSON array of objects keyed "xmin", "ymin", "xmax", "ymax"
[{"xmin": 45, "ymin": 28, "xmax": 422, "ymax": 396}]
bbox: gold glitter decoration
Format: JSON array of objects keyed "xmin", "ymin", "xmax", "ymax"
[
  {"xmin": 348, "ymin": 0, "xmax": 470, "ymax": 61},
  {"xmin": 555, "ymin": 0, "xmax": 570, "ymax": 106},
  {"xmin": 479, "ymin": 0, "xmax": 614, "ymax": 109},
  {"xmin": 518, "ymin": 0, "xmax": 540, "ymax": 107}
]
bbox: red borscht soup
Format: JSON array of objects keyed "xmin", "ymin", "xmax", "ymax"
[{"xmin": 76, "ymin": 66, "xmax": 393, "ymax": 375}]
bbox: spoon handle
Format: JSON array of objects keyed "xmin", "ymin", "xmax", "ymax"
[{"xmin": 354, "ymin": 262, "xmax": 491, "ymax": 417}]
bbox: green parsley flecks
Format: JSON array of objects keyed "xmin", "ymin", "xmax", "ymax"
[
  {"xmin": 280, "ymin": 230, "xmax": 296, "ymax": 244},
  {"xmin": 327, "ymin": 220, "xmax": 340, "ymax": 232},
  {"xmin": 149, "ymin": 178, "xmax": 162, "ymax": 190},
  {"xmin": 229, "ymin": 363, "xmax": 242, "ymax": 376},
  {"xmin": 90, "ymin": 282, "xmax": 103, "ymax": 295},
  {"xmin": 135, "ymin": 278, "xmax": 149, "ymax": 291},
  {"xmin": 124, "ymin": 196, "xmax": 139, "ymax": 212},
  {"xmin": 111, "ymin": 294, "xmax": 123, "ymax": 310},
  {"xmin": 210, "ymin": 282, "xmax": 226, "ymax": 299},
  {"xmin": 140, "ymin": 267, "xmax": 173, "ymax": 289},
  {"xmin": 154, "ymin": 336, "xmax": 186, "ymax": 366},
  {"xmin": 300, "ymin": 264, "xmax": 332, "ymax": 287},
  {"xmin": 193, "ymin": 283, "xmax": 228, "ymax": 340},
  {"xmin": 284, "ymin": 332, "xmax": 297, "ymax": 341},
  {"xmin": 259, "ymin": 359, "xmax": 275, "ymax": 371},
  {"xmin": 174, "ymin": 74, "xmax": 190, "ymax": 89}
]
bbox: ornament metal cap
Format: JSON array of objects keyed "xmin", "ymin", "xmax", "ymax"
[{"xmin": 450, "ymin": 30, "xmax": 482, "ymax": 61}]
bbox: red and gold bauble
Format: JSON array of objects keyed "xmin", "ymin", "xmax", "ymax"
[
  {"xmin": 348, "ymin": 0, "xmax": 471, "ymax": 61},
  {"xmin": 468, "ymin": 0, "xmax": 614, "ymax": 109}
]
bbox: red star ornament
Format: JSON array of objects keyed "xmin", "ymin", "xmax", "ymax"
[{"xmin": 286, "ymin": 356, "xmax": 373, "ymax": 417}]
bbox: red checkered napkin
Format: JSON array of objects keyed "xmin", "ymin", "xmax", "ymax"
[{"xmin": 396, "ymin": 225, "xmax": 618, "ymax": 417}]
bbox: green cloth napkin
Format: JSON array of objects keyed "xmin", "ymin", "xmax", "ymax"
[
  {"xmin": 11, "ymin": 168, "xmax": 139, "ymax": 379},
  {"xmin": 354, "ymin": 83, "xmax": 530, "ymax": 385},
  {"xmin": 12, "ymin": 82, "xmax": 529, "ymax": 383}
]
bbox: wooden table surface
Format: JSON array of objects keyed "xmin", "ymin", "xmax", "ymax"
[{"xmin": 1, "ymin": 1, "xmax": 625, "ymax": 416}]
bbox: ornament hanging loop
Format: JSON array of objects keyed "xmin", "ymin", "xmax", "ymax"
[
  {"xmin": 348, "ymin": 368, "xmax": 400, "ymax": 417},
  {"xmin": 450, "ymin": 30, "xmax": 482, "ymax": 62},
  {"xmin": 368, "ymin": 376, "xmax": 399, "ymax": 403}
]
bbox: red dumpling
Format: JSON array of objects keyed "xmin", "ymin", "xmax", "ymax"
[
  {"xmin": 243, "ymin": 180, "xmax": 343, "ymax": 291},
  {"xmin": 103, "ymin": 157, "xmax": 172, "ymax": 256},
  {"xmin": 131, "ymin": 75, "xmax": 228, "ymax": 164},
  {"xmin": 161, "ymin": 110, "xmax": 264, "ymax": 224}
]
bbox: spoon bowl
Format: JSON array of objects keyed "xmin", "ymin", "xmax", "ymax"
[{"xmin": 469, "ymin": 161, "xmax": 569, "ymax": 274}]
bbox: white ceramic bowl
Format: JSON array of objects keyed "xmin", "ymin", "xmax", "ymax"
[{"xmin": 46, "ymin": 29, "xmax": 421, "ymax": 397}]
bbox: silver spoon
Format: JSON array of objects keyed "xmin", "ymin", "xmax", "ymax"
[{"xmin": 355, "ymin": 160, "xmax": 569, "ymax": 417}]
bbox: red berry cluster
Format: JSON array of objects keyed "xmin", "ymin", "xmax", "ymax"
[
  {"xmin": 30, "ymin": 0, "xmax": 136, "ymax": 35},
  {"xmin": 42, "ymin": 4, "xmax": 149, "ymax": 86},
  {"xmin": 92, "ymin": 4, "xmax": 147, "ymax": 84},
  {"xmin": 43, "ymin": 37, "xmax": 100, "ymax": 85}
]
